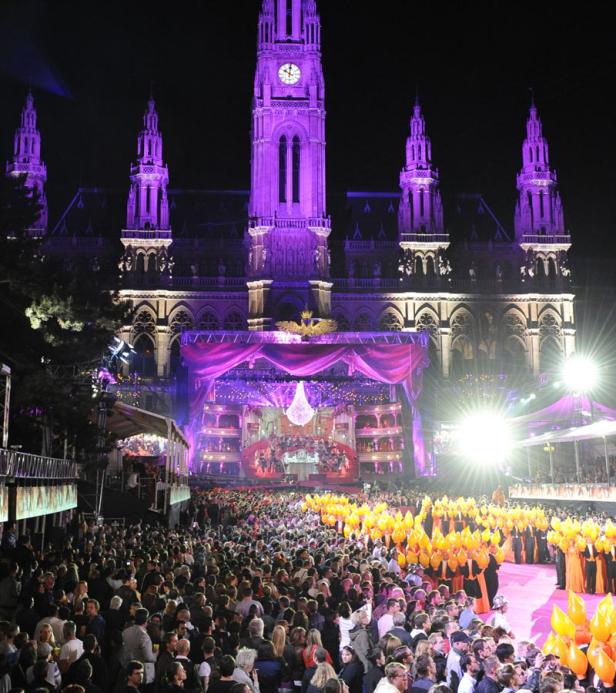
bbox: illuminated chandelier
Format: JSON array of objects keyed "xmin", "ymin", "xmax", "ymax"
[{"xmin": 285, "ymin": 381, "xmax": 315, "ymax": 426}]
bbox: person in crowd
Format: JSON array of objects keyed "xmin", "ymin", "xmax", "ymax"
[
  {"xmin": 233, "ymin": 647, "xmax": 260, "ymax": 693},
  {"xmin": 305, "ymin": 660, "xmax": 337, "ymax": 693},
  {"xmin": 411, "ymin": 654, "xmax": 436, "ymax": 693},
  {"xmin": 488, "ymin": 596, "xmax": 514, "ymax": 638},
  {"xmin": 337, "ymin": 646, "xmax": 363, "ymax": 693},
  {"xmin": 476, "ymin": 656, "xmax": 500, "ymax": 693},
  {"xmin": 348, "ymin": 610, "xmax": 373, "ymax": 673},
  {"xmin": 457, "ymin": 654, "xmax": 480, "ymax": 693},
  {"xmin": 374, "ymin": 662, "xmax": 409, "ymax": 693}
]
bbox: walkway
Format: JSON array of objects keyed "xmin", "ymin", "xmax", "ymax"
[{"xmin": 494, "ymin": 561, "xmax": 603, "ymax": 644}]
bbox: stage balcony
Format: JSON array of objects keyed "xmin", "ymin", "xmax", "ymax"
[{"xmin": 0, "ymin": 448, "xmax": 78, "ymax": 480}]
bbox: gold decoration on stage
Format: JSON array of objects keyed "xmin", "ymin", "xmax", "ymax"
[{"xmin": 276, "ymin": 310, "xmax": 337, "ymax": 338}]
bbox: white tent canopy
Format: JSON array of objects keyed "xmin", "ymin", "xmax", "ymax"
[{"xmin": 517, "ymin": 418, "xmax": 616, "ymax": 449}]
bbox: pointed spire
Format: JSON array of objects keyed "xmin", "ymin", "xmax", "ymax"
[
  {"xmin": 398, "ymin": 100, "xmax": 444, "ymax": 239},
  {"xmin": 6, "ymin": 90, "xmax": 48, "ymax": 234},
  {"xmin": 514, "ymin": 95, "xmax": 567, "ymax": 242},
  {"xmin": 126, "ymin": 93, "xmax": 170, "ymax": 230}
]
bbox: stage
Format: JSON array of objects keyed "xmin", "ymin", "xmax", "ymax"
[{"xmin": 495, "ymin": 561, "xmax": 603, "ymax": 644}]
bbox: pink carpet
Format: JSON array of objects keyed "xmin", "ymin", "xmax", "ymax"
[{"xmin": 489, "ymin": 562, "xmax": 604, "ymax": 645}]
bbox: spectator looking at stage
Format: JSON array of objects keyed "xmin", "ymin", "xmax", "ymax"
[{"xmin": 457, "ymin": 654, "xmax": 481, "ymax": 693}]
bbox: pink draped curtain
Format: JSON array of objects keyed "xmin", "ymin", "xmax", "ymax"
[{"xmin": 181, "ymin": 340, "xmax": 429, "ymax": 474}]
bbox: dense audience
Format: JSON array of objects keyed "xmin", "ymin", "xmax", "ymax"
[{"xmin": 0, "ymin": 488, "xmax": 605, "ymax": 693}]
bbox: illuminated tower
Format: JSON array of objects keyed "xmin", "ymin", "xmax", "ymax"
[
  {"xmin": 6, "ymin": 91, "xmax": 48, "ymax": 234},
  {"xmin": 120, "ymin": 96, "xmax": 173, "ymax": 279},
  {"xmin": 515, "ymin": 98, "xmax": 571, "ymax": 278},
  {"xmin": 398, "ymin": 98, "xmax": 449, "ymax": 279},
  {"xmin": 247, "ymin": 0, "xmax": 331, "ymax": 329}
]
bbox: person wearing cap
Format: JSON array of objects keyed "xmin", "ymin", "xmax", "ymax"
[
  {"xmin": 488, "ymin": 596, "xmax": 514, "ymax": 638},
  {"xmin": 446, "ymin": 631, "xmax": 470, "ymax": 689}
]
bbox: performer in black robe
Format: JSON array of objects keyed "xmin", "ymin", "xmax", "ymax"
[
  {"xmin": 583, "ymin": 543, "xmax": 598, "ymax": 594},
  {"xmin": 511, "ymin": 527, "xmax": 523, "ymax": 564},
  {"xmin": 536, "ymin": 529, "xmax": 549, "ymax": 564},
  {"xmin": 484, "ymin": 552, "xmax": 500, "ymax": 608},
  {"xmin": 459, "ymin": 559, "xmax": 481, "ymax": 598},
  {"xmin": 554, "ymin": 546, "xmax": 566, "ymax": 589},
  {"xmin": 605, "ymin": 543, "xmax": 616, "ymax": 595},
  {"xmin": 524, "ymin": 526, "xmax": 536, "ymax": 564},
  {"xmin": 429, "ymin": 556, "xmax": 456, "ymax": 591}
]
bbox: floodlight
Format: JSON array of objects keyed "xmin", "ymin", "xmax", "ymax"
[
  {"xmin": 456, "ymin": 410, "xmax": 512, "ymax": 467},
  {"xmin": 562, "ymin": 356, "xmax": 599, "ymax": 394}
]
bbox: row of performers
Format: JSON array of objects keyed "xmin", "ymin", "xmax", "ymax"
[
  {"xmin": 554, "ymin": 541, "xmax": 616, "ymax": 595},
  {"xmin": 418, "ymin": 547, "xmax": 501, "ymax": 616},
  {"xmin": 425, "ymin": 515, "xmax": 550, "ymax": 565}
]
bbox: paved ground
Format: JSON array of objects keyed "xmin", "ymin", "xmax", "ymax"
[{"xmin": 494, "ymin": 561, "xmax": 603, "ymax": 644}]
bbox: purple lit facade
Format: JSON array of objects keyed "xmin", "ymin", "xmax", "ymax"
[
  {"xmin": 19, "ymin": 0, "xmax": 577, "ymax": 479},
  {"xmin": 6, "ymin": 91, "xmax": 48, "ymax": 234}
]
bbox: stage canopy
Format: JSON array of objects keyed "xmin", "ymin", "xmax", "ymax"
[
  {"xmin": 512, "ymin": 394, "xmax": 616, "ymax": 448},
  {"xmin": 181, "ymin": 330, "xmax": 430, "ymax": 472},
  {"xmin": 107, "ymin": 401, "xmax": 189, "ymax": 448}
]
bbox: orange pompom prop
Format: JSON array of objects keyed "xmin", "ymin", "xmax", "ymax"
[
  {"xmin": 551, "ymin": 605, "xmax": 575, "ymax": 639},
  {"xmin": 590, "ymin": 608, "xmax": 612, "ymax": 643},
  {"xmin": 567, "ymin": 642, "xmax": 588, "ymax": 678},
  {"xmin": 568, "ymin": 590, "xmax": 587, "ymax": 627},
  {"xmin": 594, "ymin": 649, "xmax": 616, "ymax": 686}
]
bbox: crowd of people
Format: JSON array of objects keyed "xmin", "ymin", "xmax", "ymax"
[{"xmin": 0, "ymin": 487, "xmax": 608, "ymax": 693}]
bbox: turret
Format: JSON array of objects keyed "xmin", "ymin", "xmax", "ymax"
[
  {"xmin": 398, "ymin": 98, "xmax": 449, "ymax": 280},
  {"xmin": 120, "ymin": 95, "xmax": 173, "ymax": 281},
  {"xmin": 6, "ymin": 91, "xmax": 48, "ymax": 234},
  {"xmin": 515, "ymin": 98, "xmax": 571, "ymax": 279}
]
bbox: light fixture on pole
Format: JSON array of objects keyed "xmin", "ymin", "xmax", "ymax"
[{"xmin": 1, "ymin": 363, "xmax": 10, "ymax": 449}]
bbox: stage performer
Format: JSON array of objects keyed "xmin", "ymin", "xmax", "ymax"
[
  {"xmin": 554, "ymin": 545, "xmax": 566, "ymax": 590},
  {"xmin": 460, "ymin": 558, "xmax": 489, "ymax": 614},
  {"xmin": 605, "ymin": 541, "xmax": 616, "ymax": 594},
  {"xmin": 491, "ymin": 486, "xmax": 505, "ymax": 507},
  {"xmin": 430, "ymin": 553, "xmax": 456, "ymax": 591},
  {"xmin": 583, "ymin": 542, "xmax": 598, "ymax": 594},
  {"xmin": 565, "ymin": 540, "xmax": 584, "ymax": 593},
  {"xmin": 524, "ymin": 526, "xmax": 537, "ymax": 564},
  {"xmin": 484, "ymin": 547, "xmax": 500, "ymax": 608},
  {"xmin": 511, "ymin": 526, "xmax": 523, "ymax": 564},
  {"xmin": 536, "ymin": 527, "xmax": 549, "ymax": 564}
]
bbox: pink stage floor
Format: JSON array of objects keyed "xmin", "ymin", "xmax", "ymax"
[{"xmin": 493, "ymin": 562, "xmax": 604, "ymax": 645}]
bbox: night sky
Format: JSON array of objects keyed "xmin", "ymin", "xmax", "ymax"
[{"xmin": 0, "ymin": 1, "xmax": 614, "ymax": 263}]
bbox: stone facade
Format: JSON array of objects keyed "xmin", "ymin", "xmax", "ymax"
[{"xmin": 9, "ymin": 0, "xmax": 575, "ymax": 403}]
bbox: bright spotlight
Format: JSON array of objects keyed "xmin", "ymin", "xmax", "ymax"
[
  {"xmin": 457, "ymin": 410, "xmax": 512, "ymax": 467},
  {"xmin": 562, "ymin": 356, "xmax": 599, "ymax": 394}
]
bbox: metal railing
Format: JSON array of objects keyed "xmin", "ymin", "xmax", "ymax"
[{"xmin": 0, "ymin": 449, "xmax": 78, "ymax": 479}]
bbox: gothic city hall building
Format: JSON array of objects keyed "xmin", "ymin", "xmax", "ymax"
[{"xmin": 8, "ymin": 0, "xmax": 575, "ymax": 476}]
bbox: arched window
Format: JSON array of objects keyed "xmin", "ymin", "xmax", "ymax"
[
  {"xmin": 136, "ymin": 253, "xmax": 146, "ymax": 274},
  {"xmin": 170, "ymin": 310, "xmax": 193, "ymax": 337},
  {"xmin": 199, "ymin": 311, "xmax": 220, "ymax": 330},
  {"xmin": 169, "ymin": 337, "xmax": 182, "ymax": 377},
  {"xmin": 279, "ymin": 135, "xmax": 287, "ymax": 203},
  {"xmin": 354, "ymin": 313, "xmax": 371, "ymax": 331},
  {"xmin": 132, "ymin": 334, "xmax": 157, "ymax": 377},
  {"xmin": 548, "ymin": 257, "xmax": 557, "ymax": 279},
  {"xmin": 292, "ymin": 136, "xmax": 300, "ymax": 203},
  {"xmin": 414, "ymin": 256, "xmax": 424, "ymax": 277},
  {"xmin": 224, "ymin": 312, "xmax": 244, "ymax": 330},
  {"xmin": 380, "ymin": 312, "xmax": 403, "ymax": 331},
  {"xmin": 147, "ymin": 252, "xmax": 157, "ymax": 274},
  {"xmin": 426, "ymin": 256, "xmax": 436, "ymax": 277}
]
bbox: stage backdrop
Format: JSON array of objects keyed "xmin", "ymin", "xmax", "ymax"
[{"xmin": 182, "ymin": 336, "xmax": 430, "ymax": 474}]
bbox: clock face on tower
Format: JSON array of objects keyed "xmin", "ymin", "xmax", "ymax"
[{"xmin": 278, "ymin": 63, "xmax": 301, "ymax": 85}]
